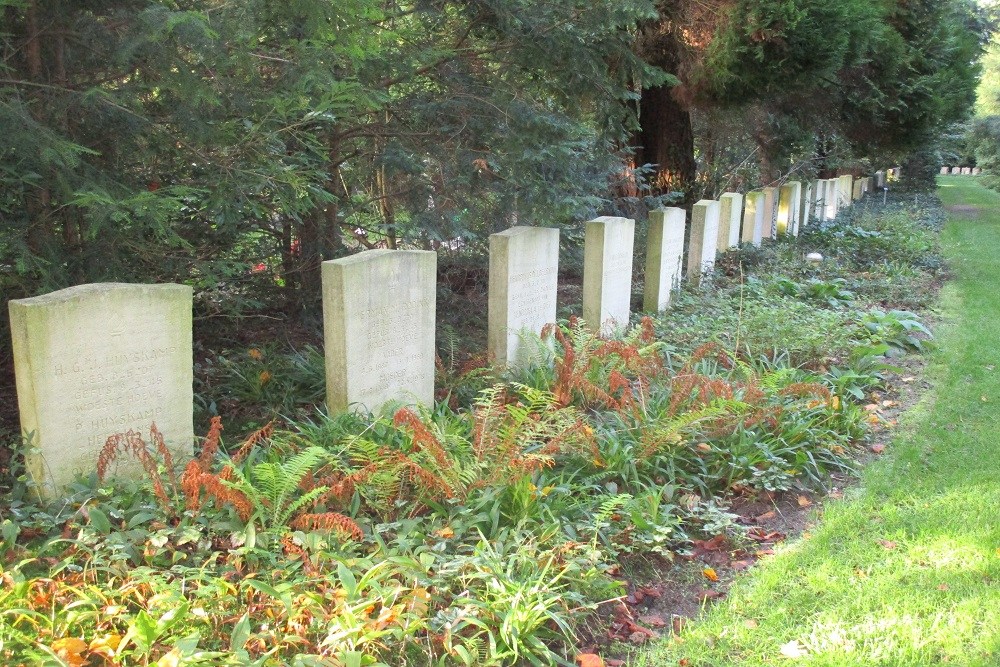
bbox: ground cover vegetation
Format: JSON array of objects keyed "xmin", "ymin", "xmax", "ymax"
[
  {"xmin": 635, "ymin": 173, "xmax": 1000, "ymax": 667},
  {"xmin": 0, "ymin": 188, "xmax": 946, "ymax": 665}
]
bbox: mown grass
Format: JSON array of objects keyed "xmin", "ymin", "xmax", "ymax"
[{"xmin": 638, "ymin": 175, "xmax": 1000, "ymax": 666}]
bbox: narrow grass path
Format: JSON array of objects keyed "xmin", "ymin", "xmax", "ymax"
[{"xmin": 638, "ymin": 175, "xmax": 1000, "ymax": 666}]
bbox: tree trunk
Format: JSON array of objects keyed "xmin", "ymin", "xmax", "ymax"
[
  {"xmin": 636, "ymin": 83, "xmax": 696, "ymax": 199},
  {"xmin": 634, "ymin": 27, "xmax": 696, "ymax": 202}
]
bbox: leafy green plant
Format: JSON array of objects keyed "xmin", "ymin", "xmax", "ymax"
[{"xmin": 860, "ymin": 309, "xmax": 934, "ymax": 352}]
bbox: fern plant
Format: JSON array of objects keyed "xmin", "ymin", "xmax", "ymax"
[{"xmin": 223, "ymin": 446, "xmax": 332, "ymax": 530}]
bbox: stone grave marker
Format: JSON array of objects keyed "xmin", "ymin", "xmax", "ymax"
[
  {"xmin": 644, "ymin": 208, "xmax": 686, "ymax": 312},
  {"xmin": 777, "ymin": 182, "xmax": 801, "ymax": 236},
  {"xmin": 761, "ymin": 187, "xmax": 779, "ymax": 238},
  {"xmin": 800, "ymin": 181, "xmax": 813, "ymax": 230},
  {"xmin": 323, "ymin": 250, "xmax": 436, "ymax": 413},
  {"xmin": 9, "ymin": 283, "xmax": 193, "ymax": 497},
  {"xmin": 488, "ymin": 227, "xmax": 559, "ymax": 368},
  {"xmin": 940, "ymin": 167, "xmax": 949, "ymax": 175},
  {"xmin": 717, "ymin": 192, "xmax": 743, "ymax": 250},
  {"xmin": 973, "ymin": 167, "xmax": 982, "ymax": 175},
  {"xmin": 852, "ymin": 179, "xmax": 863, "ymax": 201},
  {"xmin": 838, "ymin": 175, "xmax": 854, "ymax": 207},
  {"xmin": 824, "ymin": 179, "xmax": 839, "ymax": 221},
  {"xmin": 962, "ymin": 167, "xmax": 972, "ymax": 175},
  {"xmin": 951, "ymin": 167, "xmax": 961, "ymax": 175},
  {"xmin": 583, "ymin": 216, "xmax": 635, "ymax": 334},
  {"xmin": 687, "ymin": 200, "xmax": 720, "ymax": 286},
  {"xmin": 742, "ymin": 191, "xmax": 766, "ymax": 247}
]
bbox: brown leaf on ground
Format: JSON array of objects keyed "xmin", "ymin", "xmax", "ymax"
[
  {"xmin": 797, "ymin": 495, "xmax": 812, "ymax": 507},
  {"xmin": 697, "ymin": 589, "xmax": 723, "ymax": 602},
  {"xmin": 703, "ymin": 567, "xmax": 719, "ymax": 581},
  {"xmin": 731, "ymin": 559, "xmax": 753, "ymax": 571},
  {"xmin": 672, "ymin": 616, "xmax": 686, "ymax": 634},
  {"xmin": 756, "ymin": 510, "xmax": 777, "ymax": 522},
  {"xmin": 577, "ymin": 654, "xmax": 604, "ymax": 667},
  {"xmin": 745, "ymin": 618, "xmax": 759, "ymax": 629},
  {"xmin": 878, "ymin": 539, "xmax": 897, "ymax": 550},
  {"xmin": 629, "ymin": 631, "xmax": 651, "ymax": 645},
  {"xmin": 639, "ymin": 614, "xmax": 667, "ymax": 627},
  {"xmin": 871, "ymin": 443, "xmax": 886, "ymax": 454}
]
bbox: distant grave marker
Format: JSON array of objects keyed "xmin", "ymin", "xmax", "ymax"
[
  {"xmin": 583, "ymin": 216, "xmax": 635, "ymax": 334},
  {"xmin": 644, "ymin": 208, "xmax": 686, "ymax": 312},
  {"xmin": 488, "ymin": 227, "xmax": 559, "ymax": 368},
  {"xmin": 688, "ymin": 200, "xmax": 720, "ymax": 286},
  {"xmin": 323, "ymin": 250, "xmax": 436, "ymax": 413}
]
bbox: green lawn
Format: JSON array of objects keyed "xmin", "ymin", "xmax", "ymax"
[{"xmin": 638, "ymin": 175, "xmax": 1000, "ymax": 666}]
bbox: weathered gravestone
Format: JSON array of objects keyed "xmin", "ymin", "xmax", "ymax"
[
  {"xmin": 876, "ymin": 170, "xmax": 886, "ymax": 187},
  {"xmin": 718, "ymin": 193, "xmax": 744, "ymax": 250},
  {"xmin": 488, "ymin": 227, "xmax": 559, "ymax": 368},
  {"xmin": 838, "ymin": 175, "xmax": 854, "ymax": 207},
  {"xmin": 9, "ymin": 283, "xmax": 193, "ymax": 497},
  {"xmin": 809, "ymin": 179, "xmax": 824, "ymax": 222},
  {"xmin": 940, "ymin": 167, "xmax": 949, "ymax": 175},
  {"xmin": 852, "ymin": 179, "xmax": 864, "ymax": 201},
  {"xmin": 824, "ymin": 179, "xmax": 839, "ymax": 221},
  {"xmin": 800, "ymin": 181, "xmax": 813, "ymax": 230},
  {"xmin": 323, "ymin": 250, "xmax": 436, "ymax": 413},
  {"xmin": 761, "ymin": 187, "xmax": 779, "ymax": 238},
  {"xmin": 644, "ymin": 208, "xmax": 686, "ymax": 312},
  {"xmin": 973, "ymin": 167, "xmax": 982, "ymax": 175},
  {"xmin": 951, "ymin": 167, "xmax": 961, "ymax": 175},
  {"xmin": 777, "ymin": 182, "xmax": 801, "ymax": 237},
  {"xmin": 742, "ymin": 191, "xmax": 766, "ymax": 247},
  {"xmin": 962, "ymin": 167, "xmax": 972, "ymax": 175},
  {"xmin": 583, "ymin": 216, "xmax": 635, "ymax": 334},
  {"xmin": 687, "ymin": 200, "xmax": 720, "ymax": 286}
]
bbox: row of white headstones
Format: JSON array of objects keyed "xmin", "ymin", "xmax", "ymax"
[
  {"xmin": 7, "ymin": 170, "xmax": 891, "ymax": 496},
  {"xmin": 942, "ymin": 167, "xmax": 981, "ymax": 175}
]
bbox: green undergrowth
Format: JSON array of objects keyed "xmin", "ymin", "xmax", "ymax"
[
  {"xmin": 637, "ymin": 176, "xmax": 1000, "ymax": 666},
  {"xmin": 0, "ymin": 192, "xmax": 947, "ymax": 666}
]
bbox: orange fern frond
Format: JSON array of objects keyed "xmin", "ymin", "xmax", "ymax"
[{"xmin": 290, "ymin": 512, "xmax": 364, "ymax": 541}]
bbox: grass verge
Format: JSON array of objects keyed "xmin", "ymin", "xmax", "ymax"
[{"xmin": 638, "ymin": 175, "xmax": 1000, "ymax": 666}]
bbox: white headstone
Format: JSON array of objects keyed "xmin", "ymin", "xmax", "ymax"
[
  {"xmin": 323, "ymin": 250, "xmax": 436, "ymax": 413},
  {"xmin": 824, "ymin": 179, "xmax": 839, "ymax": 221},
  {"xmin": 838, "ymin": 175, "xmax": 854, "ymax": 207},
  {"xmin": 951, "ymin": 167, "xmax": 961, "ymax": 175},
  {"xmin": 488, "ymin": 227, "xmax": 559, "ymax": 368},
  {"xmin": 962, "ymin": 167, "xmax": 972, "ymax": 175},
  {"xmin": 777, "ymin": 182, "xmax": 802, "ymax": 237},
  {"xmin": 742, "ymin": 191, "xmax": 766, "ymax": 247},
  {"xmin": 583, "ymin": 216, "xmax": 635, "ymax": 334},
  {"xmin": 875, "ymin": 170, "xmax": 886, "ymax": 187},
  {"xmin": 688, "ymin": 200, "xmax": 721, "ymax": 286},
  {"xmin": 9, "ymin": 283, "xmax": 193, "ymax": 497},
  {"xmin": 973, "ymin": 167, "xmax": 982, "ymax": 175},
  {"xmin": 718, "ymin": 193, "xmax": 744, "ymax": 250},
  {"xmin": 940, "ymin": 167, "xmax": 949, "ymax": 175},
  {"xmin": 644, "ymin": 208, "xmax": 686, "ymax": 312},
  {"xmin": 761, "ymin": 187, "xmax": 779, "ymax": 239},
  {"xmin": 852, "ymin": 179, "xmax": 863, "ymax": 201},
  {"xmin": 800, "ymin": 181, "xmax": 813, "ymax": 230}
]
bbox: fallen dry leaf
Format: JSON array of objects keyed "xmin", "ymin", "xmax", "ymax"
[
  {"xmin": 797, "ymin": 495, "xmax": 812, "ymax": 507},
  {"xmin": 871, "ymin": 443, "xmax": 886, "ymax": 454},
  {"xmin": 780, "ymin": 640, "xmax": 807, "ymax": 658},
  {"xmin": 697, "ymin": 589, "xmax": 723, "ymax": 602},
  {"xmin": 696, "ymin": 443, "xmax": 712, "ymax": 452},
  {"xmin": 639, "ymin": 614, "xmax": 667, "ymax": 628},
  {"xmin": 629, "ymin": 631, "xmax": 651, "ymax": 645},
  {"xmin": 434, "ymin": 526, "xmax": 455, "ymax": 539},
  {"xmin": 731, "ymin": 559, "xmax": 753, "ymax": 571},
  {"xmin": 878, "ymin": 539, "xmax": 897, "ymax": 550},
  {"xmin": 745, "ymin": 618, "xmax": 759, "ymax": 629},
  {"xmin": 157, "ymin": 650, "xmax": 182, "ymax": 667},
  {"xmin": 757, "ymin": 510, "xmax": 777, "ymax": 522},
  {"xmin": 703, "ymin": 567, "xmax": 719, "ymax": 582},
  {"xmin": 577, "ymin": 653, "xmax": 604, "ymax": 667},
  {"xmin": 51, "ymin": 638, "xmax": 88, "ymax": 667},
  {"xmin": 672, "ymin": 616, "xmax": 686, "ymax": 634},
  {"xmin": 89, "ymin": 634, "xmax": 122, "ymax": 658},
  {"xmin": 938, "ymin": 583, "xmax": 949, "ymax": 591}
]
